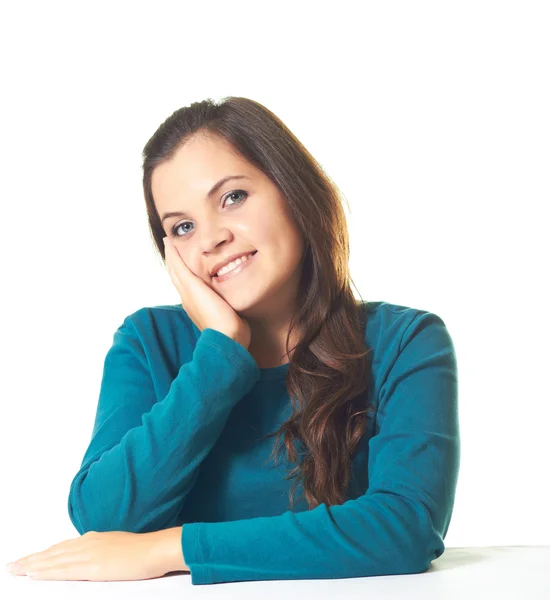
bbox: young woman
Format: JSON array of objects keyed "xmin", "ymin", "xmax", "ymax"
[{"xmin": 9, "ymin": 97, "xmax": 460, "ymax": 586}]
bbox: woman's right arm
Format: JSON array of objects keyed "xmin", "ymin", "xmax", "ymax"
[{"xmin": 67, "ymin": 319, "xmax": 259, "ymax": 535}]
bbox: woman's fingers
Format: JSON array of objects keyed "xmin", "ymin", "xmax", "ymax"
[
  {"xmin": 165, "ymin": 237, "xmax": 194, "ymax": 280},
  {"xmin": 11, "ymin": 536, "xmax": 79, "ymax": 565},
  {"xmin": 9, "ymin": 540, "xmax": 83, "ymax": 576},
  {"xmin": 15, "ymin": 555, "xmax": 83, "ymax": 577},
  {"xmin": 164, "ymin": 238, "xmax": 185, "ymax": 288}
]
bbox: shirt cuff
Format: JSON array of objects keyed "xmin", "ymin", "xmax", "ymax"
[{"xmin": 181, "ymin": 521, "xmax": 212, "ymax": 584}]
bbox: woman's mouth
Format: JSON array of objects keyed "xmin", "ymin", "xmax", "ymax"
[{"xmin": 213, "ymin": 251, "xmax": 258, "ymax": 284}]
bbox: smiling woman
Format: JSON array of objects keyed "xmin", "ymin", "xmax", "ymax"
[{"xmin": 62, "ymin": 96, "xmax": 459, "ymax": 587}]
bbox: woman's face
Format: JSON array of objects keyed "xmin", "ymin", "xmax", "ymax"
[{"xmin": 151, "ymin": 134, "xmax": 305, "ymax": 318}]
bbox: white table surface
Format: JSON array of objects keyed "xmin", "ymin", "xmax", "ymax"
[{"xmin": 2, "ymin": 545, "xmax": 549, "ymax": 599}]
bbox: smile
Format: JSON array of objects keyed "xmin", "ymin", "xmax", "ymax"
[{"xmin": 213, "ymin": 251, "xmax": 258, "ymax": 284}]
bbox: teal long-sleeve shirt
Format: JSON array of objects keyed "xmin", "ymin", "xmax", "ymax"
[{"xmin": 67, "ymin": 300, "xmax": 460, "ymax": 585}]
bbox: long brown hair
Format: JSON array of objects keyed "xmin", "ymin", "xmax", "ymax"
[{"xmin": 142, "ymin": 96, "xmax": 375, "ymax": 510}]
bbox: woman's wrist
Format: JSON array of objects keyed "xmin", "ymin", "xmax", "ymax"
[{"xmin": 148, "ymin": 526, "xmax": 189, "ymax": 574}]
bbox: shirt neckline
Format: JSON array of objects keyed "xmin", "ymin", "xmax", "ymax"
[{"xmin": 257, "ymin": 361, "xmax": 290, "ymax": 381}]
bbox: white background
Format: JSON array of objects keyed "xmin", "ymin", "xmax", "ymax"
[{"xmin": 1, "ymin": 0, "xmax": 548, "ymax": 570}]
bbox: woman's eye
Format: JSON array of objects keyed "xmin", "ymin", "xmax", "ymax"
[
  {"xmin": 170, "ymin": 190, "xmax": 248, "ymax": 238},
  {"xmin": 225, "ymin": 190, "xmax": 248, "ymax": 206}
]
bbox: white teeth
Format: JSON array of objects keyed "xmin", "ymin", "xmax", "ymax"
[{"xmin": 215, "ymin": 253, "xmax": 254, "ymax": 277}]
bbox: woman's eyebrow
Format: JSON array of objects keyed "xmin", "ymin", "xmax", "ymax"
[{"xmin": 161, "ymin": 174, "xmax": 251, "ymax": 223}]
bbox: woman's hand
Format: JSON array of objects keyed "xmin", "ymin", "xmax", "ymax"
[
  {"xmin": 6, "ymin": 530, "xmax": 174, "ymax": 581},
  {"xmin": 163, "ymin": 236, "xmax": 251, "ymax": 350}
]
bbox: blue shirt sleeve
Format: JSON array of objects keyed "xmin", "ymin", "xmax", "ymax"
[
  {"xmin": 181, "ymin": 311, "xmax": 460, "ymax": 584},
  {"xmin": 67, "ymin": 322, "xmax": 260, "ymax": 534}
]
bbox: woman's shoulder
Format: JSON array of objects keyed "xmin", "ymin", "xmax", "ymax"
[{"xmin": 360, "ymin": 299, "xmax": 452, "ymax": 363}]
